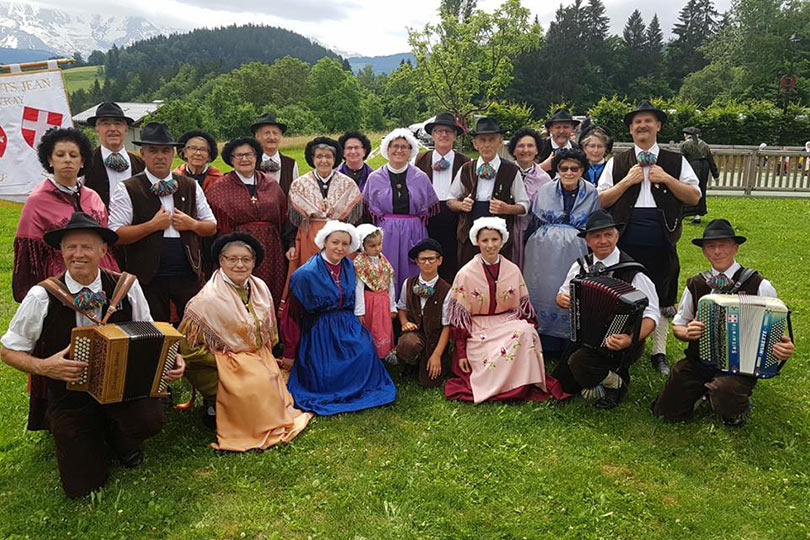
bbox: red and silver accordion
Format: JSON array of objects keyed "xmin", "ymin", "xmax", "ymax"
[
  {"xmin": 697, "ymin": 294, "xmax": 792, "ymax": 378},
  {"xmin": 67, "ymin": 321, "xmax": 183, "ymax": 404},
  {"xmin": 569, "ymin": 275, "xmax": 649, "ymax": 349}
]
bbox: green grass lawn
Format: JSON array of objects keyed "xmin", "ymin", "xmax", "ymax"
[
  {"xmin": 0, "ymin": 197, "xmax": 808, "ymax": 539},
  {"xmin": 63, "ymin": 65, "xmax": 105, "ymax": 94}
]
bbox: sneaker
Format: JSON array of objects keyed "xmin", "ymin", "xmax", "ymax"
[{"xmin": 651, "ymin": 354, "xmax": 670, "ymax": 376}]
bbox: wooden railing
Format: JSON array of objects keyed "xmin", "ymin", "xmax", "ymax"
[{"xmin": 612, "ymin": 143, "xmax": 810, "ymax": 195}]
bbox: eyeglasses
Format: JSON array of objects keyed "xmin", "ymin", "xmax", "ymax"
[
  {"xmin": 184, "ymin": 145, "xmax": 209, "ymax": 155},
  {"xmin": 389, "ymin": 144, "xmax": 411, "ymax": 152},
  {"xmin": 232, "ymin": 152, "xmax": 255, "ymax": 160},
  {"xmin": 558, "ymin": 165, "xmax": 582, "ymax": 172},
  {"xmin": 344, "ymin": 144, "xmax": 364, "ymax": 151},
  {"xmin": 221, "ymin": 255, "xmax": 255, "ymax": 266},
  {"xmin": 584, "ymin": 143, "xmax": 605, "ymax": 150},
  {"xmin": 432, "ymin": 128, "xmax": 455, "ymax": 136},
  {"xmin": 417, "ymin": 256, "xmax": 439, "ymax": 263}
]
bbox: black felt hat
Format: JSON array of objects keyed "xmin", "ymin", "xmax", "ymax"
[
  {"xmin": 691, "ymin": 219, "xmax": 746, "ymax": 247},
  {"xmin": 43, "ymin": 212, "xmax": 118, "ymax": 248},
  {"xmin": 86, "ymin": 102, "xmax": 134, "ymax": 126},
  {"xmin": 212, "ymin": 232, "xmax": 265, "ymax": 267},
  {"xmin": 251, "ymin": 112, "xmax": 288, "ymax": 134},
  {"xmin": 470, "ymin": 117, "xmax": 504, "ymax": 136},
  {"xmin": 177, "ymin": 130, "xmax": 218, "ymax": 162},
  {"xmin": 544, "ymin": 108, "xmax": 580, "ymax": 129},
  {"xmin": 425, "ymin": 112, "xmax": 464, "ymax": 136},
  {"xmin": 578, "ymin": 123, "xmax": 614, "ymax": 154},
  {"xmin": 682, "ymin": 126, "xmax": 701, "ymax": 135},
  {"xmin": 304, "ymin": 137, "xmax": 343, "ymax": 168},
  {"xmin": 624, "ymin": 100, "xmax": 668, "ymax": 126},
  {"xmin": 408, "ymin": 238, "xmax": 444, "ymax": 260},
  {"xmin": 577, "ymin": 209, "xmax": 622, "ymax": 238},
  {"xmin": 133, "ymin": 122, "xmax": 183, "ymax": 147}
]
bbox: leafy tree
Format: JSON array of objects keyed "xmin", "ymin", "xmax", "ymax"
[
  {"xmin": 361, "ymin": 93, "xmax": 387, "ymax": 131},
  {"xmin": 383, "ymin": 62, "xmax": 428, "ymax": 126},
  {"xmin": 87, "ymin": 50, "xmax": 105, "ymax": 66},
  {"xmin": 277, "ymin": 104, "xmax": 325, "ymax": 135},
  {"xmin": 665, "ymin": 0, "xmax": 719, "ymax": 89}
]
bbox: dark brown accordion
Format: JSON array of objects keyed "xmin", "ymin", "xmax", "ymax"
[
  {"xmin": 67, "ymin": 321, "xmax": 182, "ymax": 404},
  {"xmin": 569, "ymin": 275, "xmax": 649, "ymax": 349}
]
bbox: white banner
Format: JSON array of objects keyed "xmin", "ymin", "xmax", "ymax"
[{"xmin": 0, "ymin": 68, "xmax": 72, "ymax": 202}]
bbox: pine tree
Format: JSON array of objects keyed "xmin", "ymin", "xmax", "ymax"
[
  {"xmin": 666, "ymin": 0, "xmax": 719, "ymax": 88},
  {"xmin": 622, "ymin": 10, "xmax": 647, "ymax": 51},
  {"xmin": 646, "ymin": 14, "xmax": 664, "ymax": 63}
]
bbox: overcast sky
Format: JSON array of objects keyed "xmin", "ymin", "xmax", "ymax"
[{"xmin": 26, "ymin": 0, "xmax": 733, "ymax": 57}]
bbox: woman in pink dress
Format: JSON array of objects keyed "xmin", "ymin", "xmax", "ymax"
[{"xmin": 444, "ymin": 217, "xmax": 567, "ymax": 403}]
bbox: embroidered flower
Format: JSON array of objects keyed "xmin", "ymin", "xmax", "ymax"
[{"xmin": 499, "ymin": 347, "xmax": 508, "ymax": 357}]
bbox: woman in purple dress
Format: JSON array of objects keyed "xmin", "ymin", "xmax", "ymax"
[{"xmin": 363, "ymin": 128, "xmax": 439, "ymax": 291}]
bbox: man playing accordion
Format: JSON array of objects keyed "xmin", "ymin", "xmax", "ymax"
[
  {"xmin": 554, "ymin": 210, "xmax": 660, "ymax": 409},
  {"xmin": 1, "ymin": 212, "xmax": 185, "ymax": 497},
  {"xmin": 652, "ymin": 219, "xmax": 794, "ymax": 426}
]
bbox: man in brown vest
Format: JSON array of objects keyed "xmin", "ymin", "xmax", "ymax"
[
  {"xmin": 652, "ymin": 219, "xmax": 794, "ymax": 426},
  {"xmin": 252, "ymin": 112, "xmax": 299, "ymax": 196},
  {"xmin": 554, "ymin": 210, "xmax": 660, "ymax": 409},
  {"xmin": 82, "ymin": 102, "xmax": 145, "ymax": 208},
  {"xmin": 597, "ymin": 100, "xmax": 701, "ymax": 377},
  {"xmin": 108, "ymin": 122, "xmax": 217, "ymax": 322},
  {"xmin": 414, "ymin": 112, "xmax": 471, "ymax": 282},
  {"xmin": 447, "ymin": 117, "xmax": 529, "ymax": 268},
  {"xmin": 0, "ymin": 212, "xmax": 185, "ymax": 497},
  {"xmin": 396, "ymin": 239, "xmax": 452, "ymax": 387},
  {"xmin": 538, "ymin": 108, "xmax": 581, "ymax": 172}
]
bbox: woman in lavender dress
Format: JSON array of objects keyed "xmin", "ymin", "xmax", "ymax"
[
  {"xmin": 507, "ymin": 128, "xmax": 553, "ymax": 269},
  {"xmin": 363, "ymin": 128, "xmax": 439, "ymax": 291}
]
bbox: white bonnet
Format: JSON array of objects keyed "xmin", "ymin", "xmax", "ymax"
[
  {"xmin": 380, "ymin": 128, "xmax": 420, "ymax": 161},
  {"xmin": 355, "ymin": 223, "xmax": 383, "ymax": 252},
  {"xmin": 469, "ymin": 216, "xmax": 509, "ymax": 246},
  {"xmin": 314, "ymin": 220, "xmax": 361, "ymax": 253}
]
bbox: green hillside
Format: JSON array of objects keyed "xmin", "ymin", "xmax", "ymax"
[{"xmin": 63, "ymin": 65, "xmax": 104, "ymax": 94}]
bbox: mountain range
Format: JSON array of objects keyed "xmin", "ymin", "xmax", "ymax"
[
  {"xmin": 0, "ymin": 2, "xmax": 169, "ymax": 56},
  {"xmin": 348, "ymin": 53, "xmax": 415, "ymax": 74}
]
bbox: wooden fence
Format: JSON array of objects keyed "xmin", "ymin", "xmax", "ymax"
[{"xmin": 612, "ymin": 143, "xmax": 810, "ymax": 195}]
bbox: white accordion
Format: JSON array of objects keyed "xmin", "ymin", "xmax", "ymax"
[{"xmin": 697, "ymin": 294, "xmax": 792, "ymax": 379}]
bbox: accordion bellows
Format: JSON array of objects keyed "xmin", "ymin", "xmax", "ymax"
[
  {"xmin": 68, "ymin": 321, "xmax": 183, "ymax": 403},
  {"xmin": 570, "ymin": 275, "xmax": 648, "ymax": 349},
  {"xmin": 697, "ymin": 294, "xmax": 791, "ymax": 378}
]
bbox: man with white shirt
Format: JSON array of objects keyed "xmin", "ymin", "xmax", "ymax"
[
  {"xmin": 0, "ymin": 213, "xmax": 185, "ymax": 497},
  {"xmin": 82, "ymin": 102, "xmax": 145, "ymax": 208},
  {"xmin": 447, "ymin": 117, "xmax": 529, "ymax": 268},
  {"xmin": 598, "ymin": 100, "xmax": 701, "ymax": 376},
  {"xmin": 554, "ymin": 210, "xmax": 660, "ymax": 409},
  {"xmin": 538, "ymin": 108, "xmax": 581, "ymax": 172},
  {"xmin": 108, "ymin": 122, "xmax": 217, "ymax": 322},
  {"xmin": 652, "ymin": 220, "xmax": 794, "ymax": 426},
  {"xmin": 252, "ymin": 112, "xmax": 299, "ymax": 196},
  {"xmin": 415, "ymin": 112, "xmax": 471, "ymax": 282}
]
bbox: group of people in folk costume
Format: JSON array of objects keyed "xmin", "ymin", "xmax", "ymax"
[{"xmin": 0, "ymin": 99, "xmax": 795, "ymax": 498}]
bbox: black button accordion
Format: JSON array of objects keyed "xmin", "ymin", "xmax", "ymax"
[
  {"xmin": 67, "ymin": 321, "xmax": 183, "ymax": 404},
  {"xmin": 569, "ymin": 275, "xmax": 649, "ymax": 349}
]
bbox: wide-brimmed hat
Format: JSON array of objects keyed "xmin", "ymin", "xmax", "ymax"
[
  {"xmin": 624, "ymin": 100, "xmax": 667, "ymax": 126},
  {"xmin": 578, "ymin": 123, "xmax": 614, "ymax": 153},
  {"xmin": 177, "ymin": 130, "xmax": 218, "ymax": 162},
  {"xmin": 691, "ymin": 219, "xmax": 747, "ymax": 247},
  {"xmin": 577, "ymin": 209, "xmax": 622, "ymax": 238},
  {"xmin": 682, "ymin": 126, "xmax": 701, "ymax": 136},
  {"xmin": 43, "ymin": 212, "xmax": 118, "ymax": 248},
  {"xmin": 544, "ymin": 108, "xmax": 580, "ymax": 129},
  {"xmin": 425, "ymin": 112, "xmax": 464, "ymax": 136},
  {"xmin": 133, "ymin": 122, "xmax": 183, "ymax": 147},
  {"xmin": 251, "ymin": 112, "xmax": 288, "ymax": 134},
  {"xmin": 408, "ymin": 238, "xmax": 443, "ymax": 260},
  {"xmin": 470, "ymin": 117, "xmax": 504, "ymax": 136},
  {"xmin": 212, "ymin": 232, "xmax": 265, "ymax": 267},
  {"xmin": 86, "ymin": 102, "xmax": 134, "ymax": 126}
]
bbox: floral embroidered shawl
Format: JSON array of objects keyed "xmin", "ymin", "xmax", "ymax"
[
  {"xmin": 354, "ymin": 252, "xmax": 394, "ymax": 292},
  {"xmin": 288, "ymin": 170, "xmax": 363, "ymax": 228}
]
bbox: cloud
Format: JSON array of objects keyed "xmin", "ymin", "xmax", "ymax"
[{"xmin": 167, "ymin": 0, "xmax": 359, "ymax": 21}]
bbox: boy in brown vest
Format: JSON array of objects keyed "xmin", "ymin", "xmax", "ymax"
[
  {"xmin": 395, "ymin": 239, "xmax": 452, "ymax": 387},
  {"xmin": 108, "ymin": 122, "xmax": 217, "ymax": 322},
  {"xmin": 652, "ymin": 219, "xmax": 794, "ymax": 426},
  {"xmin": 447, "ymin": 117, "xmax": 529, "ymax": 268}
]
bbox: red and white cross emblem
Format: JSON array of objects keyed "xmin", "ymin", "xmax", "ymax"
[
  {"xmin": 20, "ymin": 106, "xmax": 63, "ymax": 149},
  {"xmin": 0, "ymin": 125, "xmax": 7, "ymax": 158}
]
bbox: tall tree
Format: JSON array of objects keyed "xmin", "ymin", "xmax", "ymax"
[
  {"xmin": 646, "ymin": 14, "xmax": 664, "ymax": 65},
  {"xmin": 665, "ymin": 0, "xmax": 719, "ymax": 89},
  {"xmin": 440, "ymin": 0, "xmax": 477, "ymax": 21}
]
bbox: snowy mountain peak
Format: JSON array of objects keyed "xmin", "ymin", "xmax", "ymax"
[{"xmin": 0, "ymin": 2, "xmax": 171, "ymax": 56}]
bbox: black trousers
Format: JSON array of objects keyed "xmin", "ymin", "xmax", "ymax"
[
  {"xmin": 652, "ymin": 358, "xmax": 757, "ymax": 422},
  {"xmin": 427, "ymin": 202, "xmax": 460, "ymax": 283},
  {"xmin": 47, "ymin": 398, "xmax": 164, "ymax": 498},
  {"xmin": 142, "ymin": 275, "xmax": 201, "ymax": 322},
  {"xmin": 618, "ymin": 240, "xmax": 680, "ymax": 307},
  {"xmin": 553, "ymin": 341, "xmax": 645, "ymax": 394}
]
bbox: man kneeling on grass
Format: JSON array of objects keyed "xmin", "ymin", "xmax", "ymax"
[
  {"xmin": 0, "ymin": 213, "xmax": 185, "ymax": 498},
  {"xmin": 652, "ymin": 219, "xmax": 794, "ymax": 426}
]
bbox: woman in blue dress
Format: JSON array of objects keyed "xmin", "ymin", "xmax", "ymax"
[{"xmin": 281, "ymin": 220, "xmax": 397, "ymax": 415}]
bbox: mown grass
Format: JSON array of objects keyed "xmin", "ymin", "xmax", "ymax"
[
  {"xmin": 0, "ymin": 197, "xmax": 808, "ymax": 539},
  {"xmin": 63, "ymin": 65, "xmax": 105, "ymax": 94}
]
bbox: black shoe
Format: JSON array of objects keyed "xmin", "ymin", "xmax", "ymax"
[
  {"xmin": 722, "ymin": 398, "xmax": 753, "ymax": 427},
  {"xmin": 202, "ymin": 402, "xmax": 216, "ymax": 431},
  {"xmin": 594, "ymin": 384, "xmax": 627, "ymax": 410},
  {"xmin": 161, "ymin": 385, "xmax": 174, "ymax": 411},
  {"xmin": 651, "ymin": 354, "xmax": 670, "ymax": 376},
  {"xmin": 691, "ymin": 216, "xmax": 701, "ymax": 224},
  {"xmin": 118, "ymin": 448, "xmax": 144, "ymax": 469}
]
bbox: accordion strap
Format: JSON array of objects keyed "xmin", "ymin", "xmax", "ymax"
[
  {"xmin": 101, "ymin": 272, "xmax": 137, "ymax": 324},
  {"xmin": 39, "ymin": 277, "xmax": 103, "ymax": 325},
  {"xmin": 604, "ymin": 261, "xmax": 646, "ymax": 275}
]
